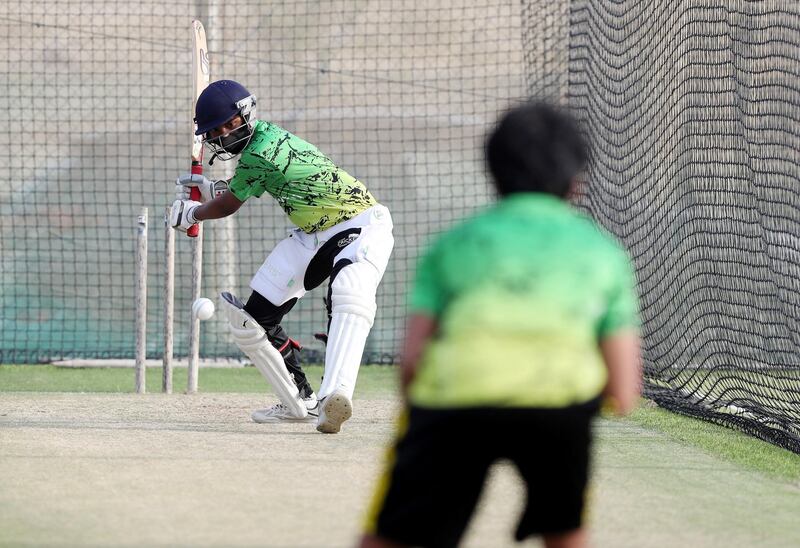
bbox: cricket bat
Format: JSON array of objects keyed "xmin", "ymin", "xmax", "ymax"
[{"xmin": 187, "ymin": 20, "xmax": 210, "ymax": 238}]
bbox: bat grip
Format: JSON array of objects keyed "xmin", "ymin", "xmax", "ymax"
[{"xmin": 187, "ymin": 164, "xmax": 202, "ymax": 238}]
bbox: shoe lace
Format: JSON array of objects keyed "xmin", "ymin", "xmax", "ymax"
[{"xmin": 265, "ymin": 401, "xmax": 315, "ymax": 417}]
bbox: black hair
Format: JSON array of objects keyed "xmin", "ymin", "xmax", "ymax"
[{"xmin": 486, "ymin": 102, "xmax": 588, "ymax": 197}]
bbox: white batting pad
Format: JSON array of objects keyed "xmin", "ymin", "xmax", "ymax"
[
  {"xmin": 318, "ymin": 263, "xmax": 378, "ymax": 400},
  {"xmin": 220, "ymin": 292, "xmax": 306, "ymax": 418}
]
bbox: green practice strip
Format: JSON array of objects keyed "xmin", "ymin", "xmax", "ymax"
[{"xmin": 0, "ymin": 364, "xmax": 397, "ymax": 397}]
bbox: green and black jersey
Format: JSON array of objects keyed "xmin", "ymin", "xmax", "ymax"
[
  {"xmin": 229, "ymin": 120, "xmax": 377, "ymax": 233},
  {"xmin": 408, "ymin": 193, "xmax": 639, "ymax": 409}
]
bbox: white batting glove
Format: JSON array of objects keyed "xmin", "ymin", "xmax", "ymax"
[
  {"xmin": 175, "ymin": 173, "xmax": 229, "ymax": 202},
  {"xmin": 169, "ymin": 199, "xmax": 202, "ymax": 232}
]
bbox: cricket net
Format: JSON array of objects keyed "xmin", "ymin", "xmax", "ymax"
[
  {"xmin": 568, "ymin": 0, "xmax": 800, "ymax": 453},
  {"xmin": 1, "ymin": 1, "xmax": 799, "ymax": 452},
  {"xmin": 0, "ymin": 1, "xmax": 527, "ymax": 363}
]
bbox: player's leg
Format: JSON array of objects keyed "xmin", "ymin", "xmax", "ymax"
[
  {"xmin": 541, "ymin": 529, "xmax": 588, "ymax": 548},
  {"xmin": 317, "ymin": 221, "xmax": 394, "ymax": 434},
  {"xmin": 224, "ymin": 230, "xmax": 316, "ymax": 420},
  {"xmin": 316, "ymin": 259, "xmax": 374, "ymax": 433},
  {"xmin": 243, "ymin": 291, "xmax": 319, "ymax": 422},
  {"xmin": 220, "ymin": 292, "xmax": 309, "ymax": 420},
  {"xmin": 361, "ymin": 407, "xmax": 492, "ymax": 547},
  {"xmin": 244, "ymin": 291, "xmax": 315, "ymax": 399},
  {"xmin": 508, "ymin": 400, "xmax": 599, "ymax": 548},
  {"xmin": 359, "ymin": 536, "xmax": 406, "ymax": 548}
]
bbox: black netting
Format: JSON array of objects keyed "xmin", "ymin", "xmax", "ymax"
[
  {"xmin": 569, "ymin": 0, "xmax": 800, "ymax": 453},
  {"xmin": 0, "ymin": 1, "xmax": 527, "ymax": 364},
  {"xmin": 2, "ymin": 1, "xmax": 799, "ymax": 453}
]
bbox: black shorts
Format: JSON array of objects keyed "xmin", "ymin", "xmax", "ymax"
[{"xmin": 369, "ymin": 399, "xmax": 600, "ymax": 547}]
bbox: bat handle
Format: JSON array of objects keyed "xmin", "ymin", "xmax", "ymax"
[{"xmin": 187, "ymin": 163, "xmax": 202, "ymax": 237}]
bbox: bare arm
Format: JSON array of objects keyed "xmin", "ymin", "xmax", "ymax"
[
  {"xmin": 192, "ymin": 190, "xmax": 243, "ymax": 221},
  {"xmin": 400, "ymin": 314, "xmax": 438, "ymax": 400},
  {"xmin": 599, "ymin": 330, "xmax": 642, "ymax": 416}
]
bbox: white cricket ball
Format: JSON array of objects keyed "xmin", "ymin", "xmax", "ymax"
[{"xmin": 192, "ymin": 297, "xmax": 215, "ymax": 321}]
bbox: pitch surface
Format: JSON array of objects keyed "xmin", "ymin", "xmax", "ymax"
[{"xmin": 1, "ymin": 394, "xmax": 797, "ymax": 547}]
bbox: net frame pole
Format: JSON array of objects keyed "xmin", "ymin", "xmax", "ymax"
[{"xmin": 135, "ymin": 208, "xmax": 148, "ymax": 394}]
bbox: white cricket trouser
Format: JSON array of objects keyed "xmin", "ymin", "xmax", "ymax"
[
  {"xmin": 250, "ymin": 204, "xmax": 394, "ymax": 399},
  {"xmin": 250, "ymin": 204, "xmax": 393, "ymax": 305}
]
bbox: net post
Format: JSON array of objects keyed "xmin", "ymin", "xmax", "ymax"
[
  {"xmin": 163, "ymin": 208, "xmax": 175, "ymax": 394},
  {"xmin": 135, "ymin": 207, "xmax": 148, "ymax": 394},
  {"xmin": 187, "ymin": 223, "xmax": 203, "ymax": 394}
]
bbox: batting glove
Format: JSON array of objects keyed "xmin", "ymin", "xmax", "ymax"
[
  {"xmin": 169, "ymin": 199, "xmax": 202, "ymax": 232},
  {"xmin": 175, "ymin": 173, "xmax": 229, "ymax": 202}
]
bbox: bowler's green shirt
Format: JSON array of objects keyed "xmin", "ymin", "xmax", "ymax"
[
  {"xmin": 229, "ymin": 120, "xmax": 377, "ymax": 233},
  {"xmin": 408, "ymin": 193, "xmax": 639, "ymax": 408}
]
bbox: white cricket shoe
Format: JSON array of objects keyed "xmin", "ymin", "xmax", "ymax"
[
  {"xmin": 316, "ymin": 391, "xmax": 353, "ymax": 434},
  {"xmin": 252, "ymin": 394, "xmax": 319, "ymax": 423}
]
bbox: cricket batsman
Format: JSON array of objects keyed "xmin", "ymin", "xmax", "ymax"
[{"xmin": 169, "ymin": 80, "xmax": 394, "ymax": 434}]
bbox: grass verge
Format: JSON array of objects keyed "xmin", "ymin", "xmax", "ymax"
[
  {"xmin": 0, "ymin": 364, "xmax": 397, "ymax": 397},
  {"xmin": 627, "ymin": 401, "xmax": 800, "ymax": 483}
]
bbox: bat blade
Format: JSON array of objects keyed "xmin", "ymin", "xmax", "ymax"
[{"xmin": 187, "ymin": 19, "xmax": 210, "ymax": 238}]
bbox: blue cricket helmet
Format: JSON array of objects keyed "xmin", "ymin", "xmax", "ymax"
[{"xmin": 194, "ymin": 80, "xmax": 257, "ymax": 135}]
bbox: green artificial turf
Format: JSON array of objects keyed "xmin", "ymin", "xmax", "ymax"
[{"xmin": 0, "ymin": 364, "xmax": 397, "ymax": 397}]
